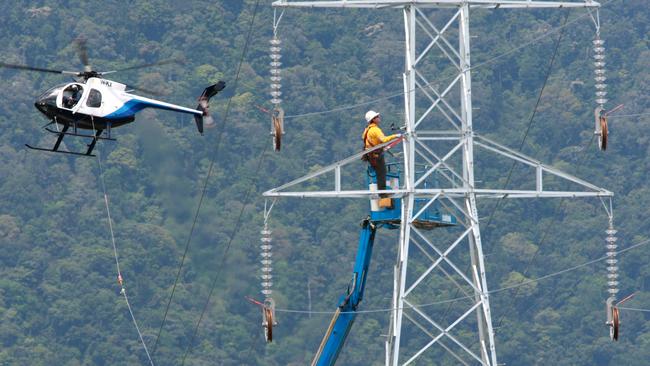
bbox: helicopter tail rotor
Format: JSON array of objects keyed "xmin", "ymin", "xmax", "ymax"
[{"xmin": 194, "ymin": 81, "xmax": 226, "ymax": 134}]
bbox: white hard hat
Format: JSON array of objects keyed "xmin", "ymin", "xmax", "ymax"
[{"xmin": 365, "ymin": 110, "xmax": 380, "ymax": 123}]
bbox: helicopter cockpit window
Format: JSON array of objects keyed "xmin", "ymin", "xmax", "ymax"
[
  {"xmin": 86, "ymin": 89, "xmax": 102, "ymax": 108},
  {"xmin": 62, "ymin": 84, "xmax": 84, "ymax": 109},
  {"xmin": 36, "ymin": 84, "xmax": 65, "ymax": 106}
]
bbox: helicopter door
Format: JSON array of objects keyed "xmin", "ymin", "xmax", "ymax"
[{"xmin": 70, "ymin": 86, "xmax": 89, "ymax": 115}]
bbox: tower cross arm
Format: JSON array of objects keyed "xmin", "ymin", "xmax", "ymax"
[{"xmin": 272, "ymin": 0, "xmax": 600, "ymax": 9}]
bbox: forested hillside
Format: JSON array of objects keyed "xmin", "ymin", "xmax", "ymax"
[{"xmin": 0, "ymin": 1, "xmax": 648, "ymax": 365}]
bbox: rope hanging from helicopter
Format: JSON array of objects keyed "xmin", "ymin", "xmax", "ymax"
[{"xmin": 90, "ymin": 117, "xmax": 155, "ymax": 366}]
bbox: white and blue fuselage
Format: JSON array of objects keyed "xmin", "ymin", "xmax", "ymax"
[{"xmin": 35, "ymin": 77, "xmax": 203, "ymax": 130}]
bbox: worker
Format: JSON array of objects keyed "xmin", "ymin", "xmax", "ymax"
[{"xmin": 362, "ymin": 110, "xmax": 400, "ymax": 207}]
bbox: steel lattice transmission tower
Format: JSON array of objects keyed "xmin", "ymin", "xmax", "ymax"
[{"xmin": 267, "ymin": 1, "xmax": 607, "ymax": 365}]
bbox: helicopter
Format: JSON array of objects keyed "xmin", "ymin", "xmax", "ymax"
[{"xmin": 0, "ymin": 39, "xmax": 225, "ymax": 157}]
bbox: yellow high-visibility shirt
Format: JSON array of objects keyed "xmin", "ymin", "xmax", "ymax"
[{"xmin": 363, "ymin": 123, "xmax": 398, "ymax": 149}]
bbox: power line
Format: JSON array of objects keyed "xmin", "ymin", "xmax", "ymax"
[
  {"xmin": 150, "ymin": 0, "xmax": 263, "ymax": 358},
  {"xmin": 258, "ymin": 0, "xmax": 615, "ymax": 336},
  {"xmin": 492, "ymin": 136, "xmax": 597, "ymax": 332},
  {"xmin": 160, "ymin": 1, "xmax": 266, "ymax": 364},
  {"xmin": 490, "ymin": 238, "xmax": 649, "ymax": 294},
  {"xmin": 270, "ymin": 237, "xmax": 650, "ymax": 316},
  {"xmin": 181, "ymin": 141, "xmax": 270, "ymax": 365},
  {"xmin": 276, "ymin": 296, "xmax": 474, "ymax": 315},
  {"xmin": 448, "ymin": 1, "xmax": 620, "ymax": 340},
  {"xmin": 249, "ymin": 0, "xmax": 620, "ymax": 350},
  {"xmin": 465, "ymin": 10, "xmax": 605, "ymax": 334},
  {"xmin": 618, "ymin": 307, "xmax": 650, "ymax": 313},
  {"xmin": 439, "ymin": 10, "xmax": 570, "ymax": 325},
  {"xmin": 609, "ymin": 111, "xmax": 650, "ymax": 118},
  {"xmin": 240, "ymin": 2, "xmax": 625, "ymax": 364},
  {"xmin": 482, "ymin": 10, "xmax": 569, "ymax": 232},
  {"xmin": 281, "ymin": 3, "xmax": 610, "ymax": 120}
]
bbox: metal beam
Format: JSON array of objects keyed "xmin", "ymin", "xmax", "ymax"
[
  {"xmin": 263, "ymin": 131, "xmax": 614, "ymax": 199},
  {"xmin": 264, "ymin": 189, "xmax": 612, "ymax": 199},
  {"xmin": 272, "ymin": 0, "xmax": 600, "ymax": 9}
]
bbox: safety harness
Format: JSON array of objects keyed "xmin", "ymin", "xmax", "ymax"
[{"xmin": 361, "ymin": 124, "xmax": 381, "ymax": 162}]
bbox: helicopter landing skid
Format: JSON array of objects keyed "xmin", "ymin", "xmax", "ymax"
[
  {"xmin": 26, "ymin": 125, "xmax": 112, "ymax": 157},
  {"xmin": 25, "ymin": 144, "xmax": 98, "ymax": 157},
  {"xmin": 44, "ymin": 127, "xmax": 116, "ymax": 141}
]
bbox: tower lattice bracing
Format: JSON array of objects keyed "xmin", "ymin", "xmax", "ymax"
[{"xmin": 267, "ymin": 1, "xmax": 607, "ymax": 365}]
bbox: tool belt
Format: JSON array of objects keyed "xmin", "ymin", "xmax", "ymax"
[{"xmin": 361, "ymin": 149, "xmax": 381, "ymax": 163}]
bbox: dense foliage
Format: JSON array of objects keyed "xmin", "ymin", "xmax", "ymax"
[{"xmin": 0, "ymin": 1, "xmax": 648, "ymax": 365}]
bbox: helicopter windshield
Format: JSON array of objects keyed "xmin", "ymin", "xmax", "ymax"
[{"xmin": 36, "ymin": 84, "xmax": 67, "ymax": 105}]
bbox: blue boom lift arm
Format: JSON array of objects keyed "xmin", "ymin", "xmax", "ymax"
[
  {"xmin": 310, "ymin": 163, "xmax": 455, "ymax": 365},
  {"xmin": 311, "ymin": 218, "xmax": 377, "ymax": 366}
]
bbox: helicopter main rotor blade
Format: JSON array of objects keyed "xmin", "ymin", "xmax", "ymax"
[
  {"xmin": 76, "ymin": 37, "xmax": 90, "ymax": 71},
  {"xmin": 103, "ymin": 58, "xmax": 185, "ymax": 74},
  {"xmin": 0, "ymin": 62, "xmax": 79, "ymax": 75}
]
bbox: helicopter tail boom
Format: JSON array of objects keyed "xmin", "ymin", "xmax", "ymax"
[{"xmin": 194, "ymin": 81, "xmax": 226, "ymax": 135}]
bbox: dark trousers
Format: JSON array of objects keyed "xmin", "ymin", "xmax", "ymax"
[{"xmin": 368, "ymin": 153, "xmax": 388, "ymax": 197}]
